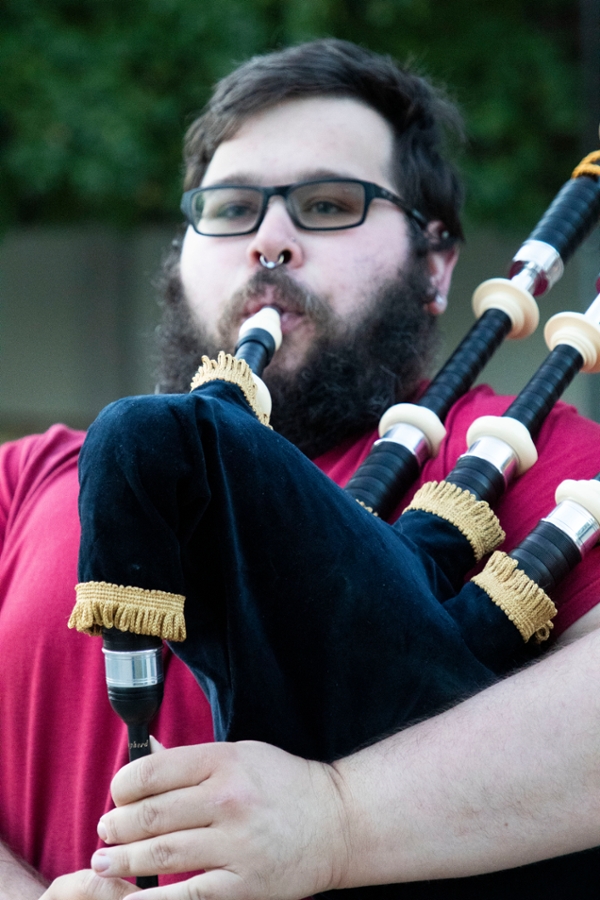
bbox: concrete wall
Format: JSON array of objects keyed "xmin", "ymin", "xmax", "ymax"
[
  {"xmin": 0, "ymin": 227, "xmax": 173, "ymax": 439},
  {"xmin": 1, "ymin": 224, "xmax": 599, "ymax": 443}
]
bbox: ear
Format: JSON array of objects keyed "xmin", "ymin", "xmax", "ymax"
[{"xmin": 425, "ymin": 221, "xmax": 460, "ymax": 315}]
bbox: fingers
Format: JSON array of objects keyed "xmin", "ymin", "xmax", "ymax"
[
  {"xmin": 94, "ymin": 741, "xmax": 350, "ymax": 900},
  {"xmin": 99, "ymin": 783, "xmax": 213, "ymax": 845},
  {"xmin": 126, "ymin": 871, "xmax": 249, "ymax": 900},
  {"xmin": 149, "ymin": 736, "xmax": 165, "ymax": 754},
  {"xmin": 110, "ymin": 744, "xmax": 218, "ymax": 807},
  {"xmin": 92, "ymin": 828, "xmax": 227, "ymax": 880},
  {"xmin": 40, "ymin": 870, "xmax": 140, "ymax": 899},
  {"xmin": 103, "ymin": 743, "xmax": 258, "ymax": 847}
]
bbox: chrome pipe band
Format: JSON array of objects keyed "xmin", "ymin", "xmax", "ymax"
[
  {"xmin": 375, "ymin": 422, "xmax": 431, "ymax": 468},
  {"xmin": 542, "ymin": 499, "xmax": 600, "ymax": 557},
  {"xmin": 510, "ymin": 240, "xmax": 564, "ymax": 296},
  {"xmin": 461, "ymin": 436, "xmax": 519, "ymax": 487},
  {"xmin": 103, "ymin": 647, "xmax": 164, "ymax": 688}
]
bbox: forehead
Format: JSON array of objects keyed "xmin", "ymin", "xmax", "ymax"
[{"xmin": 202, "ymin": 96, "xmax": 396, "ymax": 188}]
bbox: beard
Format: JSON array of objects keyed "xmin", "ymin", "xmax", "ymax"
[{"xmin": 155, "ymin": 242, "xmax": 439, "ymax": 459}]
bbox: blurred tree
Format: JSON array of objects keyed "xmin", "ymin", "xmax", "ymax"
[{"xmin": 0, "ymin": 0, "xmax": 584, "ymax": 231}]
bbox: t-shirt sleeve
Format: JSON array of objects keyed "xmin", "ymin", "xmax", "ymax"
[
  {"xmin": 0, "ymin": 427, "xmax": 85, "ymax": 559},
  {"xmin": 0, "ymin": 436, "xmax": 36, "ymax": 557}
]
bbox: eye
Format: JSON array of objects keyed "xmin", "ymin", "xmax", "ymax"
[
  {"xmin": 291, "ymin": 182, "xmax": 365, "ymax": 228},
  {"xmin": 304, "ymin": 198, "xmax": 351, "ymax": 216},
  {"xmin": 198, "ymin": 188, "xmax": 262, "ymax": 226},
  {"xmin": 203, "ymin": 197, "xmax": 260, "ymax": 221},
  {"xmin": 212, "ymin": 202, "xmax": 257, "ymax": 221}
]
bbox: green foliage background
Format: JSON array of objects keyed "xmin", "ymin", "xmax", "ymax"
[{"xmin": 0, "ymin": 0, "xmax": 584, "ymax": 232}]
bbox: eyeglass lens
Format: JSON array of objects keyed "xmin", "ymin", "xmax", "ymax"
[{"xmin": 191, "ymin": 181, "xmax": 368, "ymax": 235}]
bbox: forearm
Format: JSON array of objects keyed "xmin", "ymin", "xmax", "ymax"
[
  {"xmin": 0, "ymin": 840, "xmax": 48, "ymax": 899},
  {"xmin": 333, "ymin": 628, "xmax": 600, "ymax": 887}
]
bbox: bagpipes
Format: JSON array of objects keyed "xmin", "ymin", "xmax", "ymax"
[
  {"xmin": 69, "ymin": 151, "xmax": 600, "ymax": 892},
  {"xmin": 345, "ymin": 150, "xmax": 600, "ymax": 518}
]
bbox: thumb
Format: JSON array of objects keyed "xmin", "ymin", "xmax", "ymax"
[{"xmin": 40, "ymin": 870, "xmax": 141, "ymax": 899}]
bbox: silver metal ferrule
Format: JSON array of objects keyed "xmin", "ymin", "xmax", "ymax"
[
  {"xmin": 509, "ymin": 240, "xmax": 564, "ymax": 296},
  {"xmin": 103, "ymin": 647, "xmax": 164, "ymax": 688},
  {"xmin": 509, "ymin": 263, "xmax": 540, "ymax": 296},
  {"xmin": 542, "ymin": 499, "xmax": 600, "ymax": 558},
  {"xmin": 461, "ymin": 436, "xmax": 519, "ymax": 487},
  {"xmin": 376, "ymin": 422, "xmax": 431, "ymax": 468}
]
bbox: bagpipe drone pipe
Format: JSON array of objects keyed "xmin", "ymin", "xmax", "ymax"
[{"xmin": 345, "ymin": 149, "xmax": 600, "ymax": 519}]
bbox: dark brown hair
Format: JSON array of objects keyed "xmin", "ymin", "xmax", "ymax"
[{"xmin": 183, "ymin": 39, "xmax": 464, "ymax": 245}]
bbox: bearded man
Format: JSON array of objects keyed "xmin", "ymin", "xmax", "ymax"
[{"xmin": 2, "ymin": 39, "xmax": 600, "ymax": 900}]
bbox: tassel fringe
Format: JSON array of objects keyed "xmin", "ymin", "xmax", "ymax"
[
  {"xmin": 190, "ymin": 352, "xmax": 270, "ymax": 426},
  {"xmin": 355, "ymin": 499, "xmax": 379, "ymax": 516},
  {"xmin": 69, "ymin": 581, "xmax": 186, "ymax": 641},
  {"xmin": 472, "ymin": 551, "xmax": 556, "ymax": 643},
  {"xmin": 404, "ymin": 481, "xmax": 505, "ymax": 561}
]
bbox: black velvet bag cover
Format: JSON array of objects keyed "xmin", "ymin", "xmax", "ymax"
[
  {"xmin": 76, "ymin": 380, "xmax": 597, "ymax": 898},
  {"xmin": 77, "ymin": 381, "xmax": 509, "ymax": 756}
]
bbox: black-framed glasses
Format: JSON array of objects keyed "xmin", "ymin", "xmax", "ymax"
[{"xmin": 180, "ymin": 178, "xmax": 428, "ymax": 237}]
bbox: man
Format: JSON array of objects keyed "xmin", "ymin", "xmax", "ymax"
[{"xmin": 1, "ymin": 38, "xmax": 599, "ymax": 900}]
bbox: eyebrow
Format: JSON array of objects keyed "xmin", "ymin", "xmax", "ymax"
[{"xmin": 202, "ymin": 168, "xmax": 362, "ymax": 188}]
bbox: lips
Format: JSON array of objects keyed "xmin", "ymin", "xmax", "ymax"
[{"xmin": 240, "ymin": 287, "xmax": 307, "ymax": 334}]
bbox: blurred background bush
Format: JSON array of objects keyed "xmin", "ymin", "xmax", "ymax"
[
  {"xmin": 1, "ymin": 0, "xmax": 598, "ymax": 438},
  {"xmin": 0, "ymin": 0, "xmax": 591, "ymax": 231}
]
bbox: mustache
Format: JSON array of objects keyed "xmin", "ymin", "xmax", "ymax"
[{"xmin": 225, "ymin": 268, "xmax": 331, "ymax": 324}]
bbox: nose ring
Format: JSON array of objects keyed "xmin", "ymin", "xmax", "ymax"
[{"xmin": 259, "ymin": 253, "xmax": 287, "ymax": 269}]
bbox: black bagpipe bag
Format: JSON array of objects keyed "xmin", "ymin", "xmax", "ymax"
[{"xmin": 77, "ymin": 379, "xmax": 600, "ymax": 899}]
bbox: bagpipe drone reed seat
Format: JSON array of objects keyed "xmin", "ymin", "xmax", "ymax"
[{"xmin": 73, "ymin": 361, "xmax": 551, "ymax": 762}]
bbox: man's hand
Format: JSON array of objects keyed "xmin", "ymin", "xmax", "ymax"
[
  {"xmin": 91, "ymin": 741, "xmax": 351, "ymax": 900},
  {"xmin": 39, "ymin": 871, "xmax": 139, "ymax": 899}
]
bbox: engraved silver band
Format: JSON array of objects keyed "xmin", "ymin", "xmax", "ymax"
[
  {"xmin": 543, "ymin": 499, "xmax": 600, "ymax": 557},
  {"xmin": 461, "ymin": 436, "xmax": 519, "ymax": 487},
  {"xmin": 103, "ymin": 647, "xmax": 164, "ymax": 688},
  {"xmin": 375, "ymin": 422, "xmax": 431, "ymax": 467}
]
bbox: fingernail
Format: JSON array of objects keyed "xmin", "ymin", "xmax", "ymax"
[
  {"xmin": 91, "ymin": 850, "xmax": 111, "ymax": 873},
  {"xmin": 97, "ymin": 819, "xmax": 108, "ymax": 842}
]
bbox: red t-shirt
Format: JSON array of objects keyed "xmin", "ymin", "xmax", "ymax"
[{"xmin": 0, "ymin": 387, "xmax": 599, "ymax": 882}]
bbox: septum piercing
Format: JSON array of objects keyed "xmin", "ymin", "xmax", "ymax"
[{"xmin": 259, "ymin": 253, "xmax": 286, "ymax": 269}]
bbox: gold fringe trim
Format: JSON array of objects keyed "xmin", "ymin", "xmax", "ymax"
[
  {"xmin": 355, "ymin": 499, "xmax": 379, "ymax": 517},
  {"xmin": 472, "ymin": 551, "xmax": 556, "ymax": 643},
  {"xmin": 403, "ymin": 481, "xmax": 505, "ymax": 562},
  {"xmin": 69, "ymin": 581, "xmax": 186, "ymax": 641},
  {"xmin": 190, "ymin": 352, "xmax": 270, "ymax": 426},
  {"xmin": 572, "ymin": 150, "xmax": 600, "ymax": 179}
]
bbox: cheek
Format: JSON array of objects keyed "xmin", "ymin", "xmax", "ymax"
[
  {"xmin": 180, "ymin": 230, "xmax": 230, "ymax": 323},
  {"xmin": 319, "ymin": 250, "xmax": 397, "ymax": 317},
  {"xmin": 316, "ymin": 223, "xmax": 411, "ymax": 315}
]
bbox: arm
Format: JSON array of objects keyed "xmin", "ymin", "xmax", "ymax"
[
  {"xmin": 0, "ymin": 840, "xmax": 47, "ymax": 899},
  {"xmin": 333, "ymin": 617, "xmax": 600, "ymax": 885},
  {"xmin": 89, "ymin": 623, "xmax": 600, "ymax": 898}
]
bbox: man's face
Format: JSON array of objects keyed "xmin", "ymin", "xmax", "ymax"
[{"xmin": 179, "ymin": 96, "xmax": 413, "ymax": 373}]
